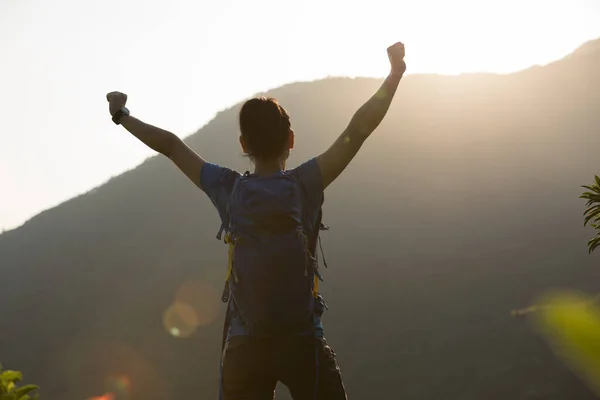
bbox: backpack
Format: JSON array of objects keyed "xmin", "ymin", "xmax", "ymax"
[{"xmin": 217, "ymin": 170, "xmax": 327, "ymax": 337}]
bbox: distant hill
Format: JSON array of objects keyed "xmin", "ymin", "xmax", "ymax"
[
  {"xmin": 566, "ymin": 38, "xmax": 600, "ymax": 59},
  {"xmin": 2, "ymin": 39, "xmax": 600, "ymax": 399}
]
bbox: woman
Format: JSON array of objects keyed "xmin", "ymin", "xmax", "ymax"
[{"xmin": 106, "ymin": 41, "xmax": 406, "ymax": 400}]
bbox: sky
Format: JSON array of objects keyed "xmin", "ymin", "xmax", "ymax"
[{"xmin": 1, "ymin": 0, "xmax": 600, "ymax": 232}]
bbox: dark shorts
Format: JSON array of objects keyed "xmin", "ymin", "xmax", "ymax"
[{"xmin": 221, "ymin": 336, "xmax": 348, "ymax": 400}]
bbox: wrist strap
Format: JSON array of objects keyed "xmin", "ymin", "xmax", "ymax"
[{"xmin": 112, "ymin": 107, "xmax": 130, "ymax": 125}]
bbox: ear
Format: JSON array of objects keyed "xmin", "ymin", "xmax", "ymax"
[
  {"xmin": 239, "ymin": 135, "xmax": 249, "ymax": 154},
  {"xmin": 288, "ymin": 129, "xmax": 295, "ymax": 150}
]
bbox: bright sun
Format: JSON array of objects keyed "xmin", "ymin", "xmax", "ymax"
[{"xmin": 337, "ymin": 0, "xmax": 593, "ymax": 76}]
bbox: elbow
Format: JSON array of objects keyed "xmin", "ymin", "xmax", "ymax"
[
  {"xmin": 162, "ymin": 133, "xmax": 180, "ymax": 158},
  {"xmin": 347, "ymin": 122, "xmax": 374, "ymax": 143},
  {"xmin": 348, "ymin": 113, "xmax": 381, "ymax": 141}
]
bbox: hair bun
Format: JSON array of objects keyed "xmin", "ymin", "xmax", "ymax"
[{"xmin": 239, "ymin": 97, "xmax": 291, "ymax": 161}]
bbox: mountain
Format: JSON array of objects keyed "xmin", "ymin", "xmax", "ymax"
[
  {"xmin": 565, "ymin": 38, "xmax": 600, "ymax": 60},
  {"xmin": 2, "ymin": 39, "xmax": 600, "ymax": 399}
]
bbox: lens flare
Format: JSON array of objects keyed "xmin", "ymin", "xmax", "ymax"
[
  {"xmin": 162, "ymin": 280, "xmax": 221, "ymax": 338},
  {"xmin": 174, "ymin": 280, "xmax": 220, "ymax": 327},
  {"xmin": 162, "ymin": 302, "xmax": 199, "ymax": 338},
  {"xmin": 106, "ymin": 375, "xmax": 131, "ymax": 400},
  {"xmin": 60, "ymin": 338, "xmax": 166, "ymax": 400},
  {"xmin": 88, "ymin": 394, "xmax": 115, "ymax": 400}
]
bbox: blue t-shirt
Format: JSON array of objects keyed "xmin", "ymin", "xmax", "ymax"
[{"xmin": 200, "ymin": 158, "xmax": 326, "ymax": 339}]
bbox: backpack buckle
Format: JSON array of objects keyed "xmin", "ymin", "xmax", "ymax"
[
  {"xmin": 221, "ymin": 282, "xmax": 230, "ymax": 303},
  {"xmin": 216, "ymin": 223, "xmax": 226, "ymax": 241}
]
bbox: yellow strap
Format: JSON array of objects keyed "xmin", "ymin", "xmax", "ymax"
[
  {"xmin": 225, "ymin": 233, "xmax": 235, "ymax": 282},
  {"xmin": 225, "ymin": 232, "xmax": 320, "ymax": 298}
]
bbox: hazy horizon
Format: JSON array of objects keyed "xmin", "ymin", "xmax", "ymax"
[
  {"xmin": 2, "ymin": 0, "xmax": 600, "ymax": 231},
  {"xmin": 3, "ymin": 46, "xmax": 600, "ymax": 398}
]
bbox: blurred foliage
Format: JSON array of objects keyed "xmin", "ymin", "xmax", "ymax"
[
  {"xmin": 508, "ymin": 183, "xmax": 600, "ymax": 397},
  {"xmin": 0, "ymin": 364, "xmax": 39, "ymax": 400},
  {"xmin": 580, "ymin": 176, "xmax": 600, "ymax": 254},
  {"xmin": 530, "ymin": 291, "xmax": 600, "ymax": 398}
]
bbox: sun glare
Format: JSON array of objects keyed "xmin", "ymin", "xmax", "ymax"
[{"xmin": 340, "ymin": 0, "xmax": 591, "ymax": 76}]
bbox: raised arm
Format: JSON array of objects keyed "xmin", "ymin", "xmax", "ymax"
[
  {"xmin": 106, "ymin": 92, "xmax": 206, "ymax": 189},
  {"xmin": 316, "ymin": 42, "xmax": 406, "ymax": 189}
]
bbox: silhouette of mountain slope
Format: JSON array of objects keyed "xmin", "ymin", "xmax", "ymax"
[{"xmin": 1, "ymin": 39, "xmax": 600, "ymax": 399}]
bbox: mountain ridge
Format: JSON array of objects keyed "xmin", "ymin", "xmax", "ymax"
[
  {"xmin": 5, "ymin": 38, "xmax": 600, "ymax": 236},
  {"xmin": 1, "ymin": 38, "xmax": 600, "ymax": 399}
]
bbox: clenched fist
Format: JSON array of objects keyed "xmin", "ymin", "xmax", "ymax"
[
  {"xmin": 106, "ymin": 91, "xmax": 128, "ymax": 117},
  {"xmin": 387, "ymin": 42, "xmax": 406, "ymax": 76}
]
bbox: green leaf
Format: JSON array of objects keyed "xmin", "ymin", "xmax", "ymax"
[
  {"xmin": 14, "ymin": 385, "xmax": 38, "ymax": 398},
  {"xmin": 583, "ymin": 211, "xmax": 600, "ymax": 226},
  {"xmin": 0, "ymin": 371, "xmax": 22, "ymax": 384},
  {"xmin": 580, "ymin": 195, "xmax": 600, "ymax": 204},
  {"xmin": 584, "ymin": 210, "xmax": 600, "ymax": 226},
  {"xmin": 594, "ymin": 175, "xmax": 600, "ymax": 187},
  {"xmin": 588, "ymin": 236, "xmax": 600, "ymax": 254},
  {"xmin": 582, "ymin": 184, "xmax": 600, "ymax": 193},
  {"xmin": 584, "ymin": 205, "xmax": 600, "ymax": 214},
  {"xmin": 588, "ymin": 235, "xmax": 600, "ymax": 246},
  {"xmin": 583, "ymin": 207, "xmax": 600, "ymax": 218}
]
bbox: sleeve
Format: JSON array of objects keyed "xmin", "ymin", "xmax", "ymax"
[
  {"xmin": 200, "ymin": 163, "xmax": 240, "ymax": 214},
  {"xmin": 293, "ymin": 157, "xmax": 325, "ymax": 196}
]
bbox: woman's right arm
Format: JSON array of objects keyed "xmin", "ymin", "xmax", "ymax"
[{"xmin": 107, "ymin": 92, "xmax": 206, "ymax": 190}]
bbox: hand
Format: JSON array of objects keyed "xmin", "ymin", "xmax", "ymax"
[
  {"xmin": 106, "ymin": 91, "xmax": 128, "ymax": 117},
  {"xmin": 387, "ymin": 42, "xmax": 406, "ymax": 76}
]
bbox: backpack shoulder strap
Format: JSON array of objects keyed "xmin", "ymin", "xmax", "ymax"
[
  {"xmin": 216, "ymin": 172, "xmax": 246, "ymax": 241},
  {"xmin": 306, "ymin": 193, "xmax": 326, "ymax": 257},
  {"xmin": 219, "ymin": 172, "xmax": 248, "ymax": 305}
]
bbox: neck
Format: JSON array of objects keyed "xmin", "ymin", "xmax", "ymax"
[{"xmin": 253, "ymin": 158, "xmax": 286, "ymax": 176}]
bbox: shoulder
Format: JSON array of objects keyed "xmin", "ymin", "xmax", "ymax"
[
  {"xmin": 287, "ymin": 158, "xmax": 324, "ymax": 195},
  {"xmin": 200, "ymin": 163, "xmax": 242, "ymax": 208},
  {"xmin": 200, "ymin": 163, "xmax": 241, "ymax": 192}
]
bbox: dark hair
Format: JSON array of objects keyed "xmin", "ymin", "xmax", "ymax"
[{"xmin": 239, "ymin": 96, "xmax": 291, "ymax": 161}]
